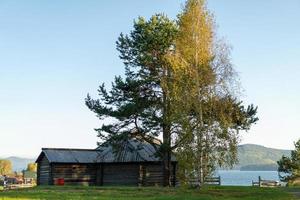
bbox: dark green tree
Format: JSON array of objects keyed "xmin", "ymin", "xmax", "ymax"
[
  {"xmin": 278, "ymin": 139, "xmax": 300, "ymax": 185},
  {"xmin": 86, "ymin": 15, "xmax": 178, "ymax": 186}
]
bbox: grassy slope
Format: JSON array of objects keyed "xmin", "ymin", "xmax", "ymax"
[{"xmin": 0, "ymin": 186, "xmax": 297, "ymax": 200}]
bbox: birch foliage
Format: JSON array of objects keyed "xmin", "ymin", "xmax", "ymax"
[{"xmin": 163, "ymin": 0, "xmax": 258, "ymax": 183}]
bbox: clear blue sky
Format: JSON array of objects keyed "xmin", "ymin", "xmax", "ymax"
[{"xmin": 0, "ymin": 0, "xmax": 299, "ymax": 158}]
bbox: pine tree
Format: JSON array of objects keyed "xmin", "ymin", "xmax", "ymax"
[
  {"xmin": 278, "ymin": 139, "xmax": 300, "ymax": 185},
  {"xmin": 86, "ymin": 15, "xmax": 178, "ymax": 186}
]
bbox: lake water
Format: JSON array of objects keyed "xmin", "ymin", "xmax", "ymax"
[{"xmin": 216, "ymin": 170, "xmax": 280, "ymax": 186}]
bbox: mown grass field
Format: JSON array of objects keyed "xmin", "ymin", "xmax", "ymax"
[{"xmin": 0, "ymin": 186, "xmax": 298, "ymax": 200}]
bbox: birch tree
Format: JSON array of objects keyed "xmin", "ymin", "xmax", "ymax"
[{"xmin": 164, "ymin": 0, "xmax": 258, "ymax": 185}]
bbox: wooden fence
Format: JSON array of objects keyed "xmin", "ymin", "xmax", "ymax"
[
  {"xmin": 252, "ymin": 176, "xmax": 281, "ymax": 187},
  {"xmin": 2, "ymin": 184, "xmax": 35, "ymax": 190},
  {"xmin": 204, "ymin": 176, "xmax": 221, "ymax": 185},
  {"xmin": 189, "ymin": 176, "xmax": 221, "ymax": 188}
]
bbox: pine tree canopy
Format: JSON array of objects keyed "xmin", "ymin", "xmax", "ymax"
[
  {"xmin": 278, "ymin": 139, "xmax": 300, "ymax": 183},
  {"xmin": 86, "ymin": 15, "xmax": 178, "ymax": 155}
]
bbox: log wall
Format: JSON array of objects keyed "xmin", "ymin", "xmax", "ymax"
[
  {"xmin": 143, "ymin": 163, "xmax": 164, "ymax": 186},
  {"xmin": 135, "ymin": 162, "xmax": 177, "ymax": 186},
  {"xmin": 102, "ymin": 163, "xmax": 139, "ymax": 186},
  {"xmin": 51, "ymin": 164, "xmax": 97, "ymax": 186},
  {"xmin": 37, "ymin": 155, "xmax": 51, "ymax": 185},
  {"xmin": 37, "ymin": 161, "xmax": 177, "ymax": 186}
]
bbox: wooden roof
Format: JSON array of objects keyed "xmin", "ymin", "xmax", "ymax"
[
  {"xmin": 36, "ymin": 139, "xmax": 176, "ymax": 164},
  {"xmin": 36, "ymin": 148, "xmax": 101, "ymax": 164}
]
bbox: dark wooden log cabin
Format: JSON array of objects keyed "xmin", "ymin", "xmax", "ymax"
[{"xmin": 36, "ymin": 139, "xmax": 177, "ymax": 186}]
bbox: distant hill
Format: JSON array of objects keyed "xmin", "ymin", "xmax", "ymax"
[
  {"xmin": 236, "ymin": 144, "xmax": 291, "ymax": 171},
  {"xmin": 0, "ymin": 156, "xmax": 35, "ymax": 172},
  {"xmin": 0, "ymin": 144, "xmax": 291, "ymax": 172}
]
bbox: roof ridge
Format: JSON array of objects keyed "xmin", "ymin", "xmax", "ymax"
[
  {"xmin": 42, "ymin": 148, "xmax": 96, "ymax": 151},
  {"xmin": 128, "ymin": 139, "xmax": 149, "ymax": 161}
]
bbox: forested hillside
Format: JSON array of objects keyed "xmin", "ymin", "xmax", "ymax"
[{"xmin": 237, "ymin": 144, "xmax": 291, "ymax": 171}]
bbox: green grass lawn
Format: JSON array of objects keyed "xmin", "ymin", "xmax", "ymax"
[{"xmin": 0, "ymin": 186, "xmax": 298, "ymax": 200}]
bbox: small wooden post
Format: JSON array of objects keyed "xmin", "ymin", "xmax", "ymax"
[
  {"xmin": 172, "ymin": 163, "xmax": 176, "ymax": 187},
  {"xmin": 49, "ymin": 163, "xmax": 54, "ymax": 185},
  {"xmin": 218, "ymin": 176, "xmax": 221, "ymax": 186},
  {"xmin": 100, "ymin": 164, "xmax": 104, "ymax": 186},
  {"xmin": 37, "ymin": 163, "xmax": 40, "ymax": 185},
  {"xmin": 138, "ymin": 165, "xmax": 144, "ymax": 187},
  {"xmin": 258, "ymin": 176, "xmax": 261, "ymax": 187},
  {"xmin": 96, "ymin": 164, "xmax": 103, "ymax": 186}
]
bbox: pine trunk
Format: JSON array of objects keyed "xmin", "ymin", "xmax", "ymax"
[
  {"xmin": 162, "ymin": 122, "xmax": 171, "ymax": 187},
  {"xmin": 162, "ymin": 151, "xmax": 171, "ymax": 186}
]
